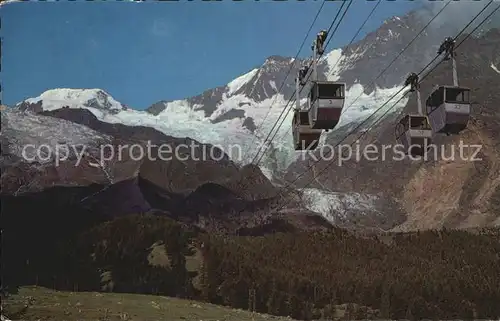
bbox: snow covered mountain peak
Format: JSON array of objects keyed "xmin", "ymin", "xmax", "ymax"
[
  {"xmin": 193, "ymin": 55, "xmax": 301, "ymax": 114},
  {"xmin": 265, "ymin": 55, "xmax": 294, "ymax": 64},
  {"xmin": 146, "ymin": 55, "xmax": 303, "ymax": 121},
  {"xmin": 17, "ymin": 88, "xmax": 127, "ymax": 113},
  {"xmin": 17, "ymin": 8, "xmax": 489, "ymax": 181}
]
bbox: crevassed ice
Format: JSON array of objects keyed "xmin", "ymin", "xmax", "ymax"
[{"xmin": 300, "ymin": 188, "xmax": 379, "ymax": 222}]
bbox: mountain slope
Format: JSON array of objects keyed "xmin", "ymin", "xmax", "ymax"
[
  {"xmin": 13, "ymin": 6, "xmax": 500, "ymax": 230},
  {"xmin": 17, "ymin": 88, "xmax": 127, "ymax": 113},
  {"xmin": 16, "ymin": 5, "xmax": 489, "ymax": 175},
  {"xmin": 3, "ymin": 286, "xmax": 295, "ymax": 321},
  {"xmin": 285, "ymin": 28, "xmax": 500, "ymax": 231},
  {"xmin": 0, "ymin": 108, "xmax": 140, "ymax": 195}
]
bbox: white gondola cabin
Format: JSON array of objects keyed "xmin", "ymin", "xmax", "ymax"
[
  {"xmin": 293, "ymin": 110, "xmax": 322, "ymax": 150},
  {"xmin": 426, "ymin": 85, "xmax": 471, "ymax": 134},
  {"xmin": 307, "ymin": 81, "xmax": 345, "ymax": 130},
  {"xmin": 395, "ymin": 114, "xmax": 433, "ymax": 156}
]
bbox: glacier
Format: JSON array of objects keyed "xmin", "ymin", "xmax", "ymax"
[
  {"xmin": 21, "ymin": 82, "xmax": 407, "ymax": 181},
  {"xmin": 16, "ymin": 48, "xmax": 410, "ymax": 219},
  {"xmin": 300, "ymin": 188, "xmax": 379, "ymax": 224},
  {"xmin": 18, "ymin": 48, "xmax": 409, "ymax": 180}
]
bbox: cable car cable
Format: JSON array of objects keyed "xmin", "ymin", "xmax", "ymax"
[
  {"xmin": 328, "ymin": 0, "xmax": 381, "ymax": 75},
  {"xmin": 244, "ymin": 0, "xmax": 492, "ymax": 207},
  {"xmin": 236, "ymin": 1, "xmax": 350, "ymax": 197},
  {"xmin": 266, "ymin": 0, "xmax": 450, "ymax": 158},
  {"xmin": 372, "ymin": 5, "xmax": 498, "ymax": 158},
  {"xmin": 293, "ymin": 8, "xmax": 497, "ymax": 196},
  {"xmin": 271, "ymin": 0, "xmax": 388, "ymax": 144},
  {"xmin": 244, "ymin": 0, "xmax": 327, "ymax": 160},
  {"xmin": 251, "ymin": 0, "xmax": 353, "ymax": 166},
  {"xmin": 266, "ymin": 4, "xmax": 494, "ymax": 212},
  {"xmin": 274, "ymin": 11, "xmax": 494, "ymax": 212},
  {"xmin": 339, "ymin": 0, "xmax": 453, "ymax": 117},
  {"xmin": 282, "ymin": 11, "xmax": 490, "ymax": 200},
  {"xmin": 454, "ymin": 1, "xmax": 498, "ymax": 49},
  {"xmin": 250, "ymin": 0, "xmax": 351, "ymax": 165},
  {"xmin": 272, "ymin": 0, "xmax": 492, "ymax": 160}
]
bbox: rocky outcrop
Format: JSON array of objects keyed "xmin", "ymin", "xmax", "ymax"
[{"xmin": 1, "ymin": 107, "xmax": 330, "ymax": 235}]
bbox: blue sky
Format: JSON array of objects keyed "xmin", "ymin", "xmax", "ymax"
[{"xmin": 1, "ymin": 0, "xmax": 421, "ymax": 109}]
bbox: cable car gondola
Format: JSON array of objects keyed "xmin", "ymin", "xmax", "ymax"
[
  {"xmin": 426, "ymin": 85, "xmax": 471, "ymax": 135},
  {"xmin": 305, "ymin": 29, "xmax": 346, "ymax": 131},
  {"xmin": 292, "ymin": 109, "xmax": 322, "ymax": 150},
  {"xmin": 291, "ymin": 28, "xmax": 344, "ymax": 150},
  {"xmin": 395, "ymin": 114, "xmax": 433, "ymax": 156},
  {"xmin": 425, "ymin": 37, "xmax": 471, "ymax": 135},
  {"xmin": 307, "ymin": 81, "xmax": 346, "ymax": 130},
  {"xmin": 395, "ymin": 72, "xmax": 433, "ymax": 157},
  {"xmin": 292, "ymin": 63, "xmax": 322, "ymax": 151}
]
